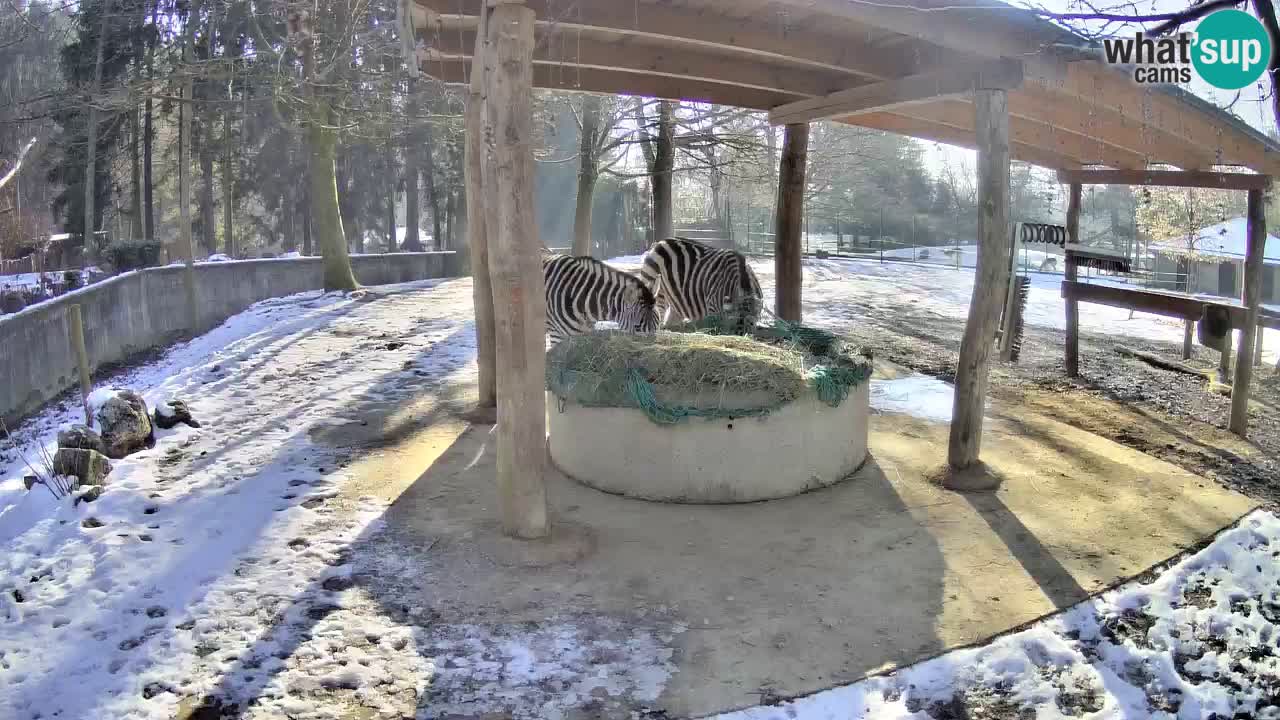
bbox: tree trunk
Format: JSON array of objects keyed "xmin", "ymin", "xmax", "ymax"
[
  {"xmin": 222, "ymin": 98, "xmax": 234, "ymax": 257},
  {"xmin": 1230, "ymin": 188, "xmax": 1267, "ymax": 436},
  {"xmin": 178, "ymin": 0, "xmax": 200, "ymax": 332},
  {"xmin": 307, "ymin": 95, "xmax": 358, "ymax": 290},
  {"xmin": 402, "ymin": 76, "xmax": 423, "ymax": 251},
  {"xmin": 947, "ymin": 89, "xmax": 1010, "ymax": 477},
  {"xmin": 572, "ymin": 95, "xmax": 602, "ymax": 256},
  {"xmin": 484, "ymin": 2, "xmax": 548, "ymax": 539},
  {"xmin": 774, "ymin": 123, "xmax": 808, "ymax": 323},
  {"xmin": 651, "ymin": 100, "xmax": 676, "ymax": 241},
  {"xmin": 130, "ymin": 107, "xmax": 142, "ymax": 239},
  {"xmin": 83, "ymin": 2, "xmax": 109, "ymax": 261},
  {"xmin": 199, "ymin": 123, "xmax": 216, "ymax": 254},
  {"xmin": 143, "ymin": 6, "xmax": 156, "ymax": 242},
  {"xmin": 386, "ymin": 137, "xmax": 397, "ymax": 251},
  {"xmin": 464, "ymin": 3, "xmax": 497, "ymax": 412},
  {"xmin": 423, "ymin": 118, "xmax": 443, "ymax": 250}
]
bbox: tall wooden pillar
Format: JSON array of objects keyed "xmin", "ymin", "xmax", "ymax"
[
  {"xmin": 1064, "ymin": 183, "xmax": 1082, "ymax": 377},
  {"xmin": 464, "ymin": 5, "xmax": 498, "ymax": 415},
  {"xmin": 947, "ymin": 89, "xmax": 1010, "ymax": 473},
  {"xmin": 1229, "ymin": 186, "xmax": 1267, "ymax": 436},
  {"xmin": 482, "ymin": 2, "xmax": 548, "ymax": 538},
  {"xmin": 774, "ymin": 123, "xmax": 808, "ymax": 323}
]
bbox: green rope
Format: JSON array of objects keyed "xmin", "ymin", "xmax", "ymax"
[{"xmin": 622, "ymin": 368, "xmax": 779, "ymax": 425}]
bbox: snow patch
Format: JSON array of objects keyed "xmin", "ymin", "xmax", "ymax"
[{"xmin": 870, "ymin": 374, "xmax": 959, "ymax": 423}]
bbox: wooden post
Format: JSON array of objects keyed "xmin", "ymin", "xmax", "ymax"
[
  {"xmin": 1256, "ymin": 322, "xmax": 1265, "ymax": 366},
  {"xmin": 1229, "ymin": 187, "xmax": 1267, "ymax": 436},
  {"xmin": 1182, "ymin": 319, "xmax": 1194, "ymax": 360},
  {"xmin": 947, "ymin": 89, "xmax": 1010, "ymax": 473},
  {"xmin": 67, "ymin": 304, "xmax": 93, "ymax": 428},
  {"xmin": 774, "ymin": 123, "xmax": 807, "ymax": 323},
  {"xmin": 484, "ymin": 1, "xmax": 548, "ymax": 539},
  {"xmin": 1219, "ymin": 334, "xmax": 1232, "ymax": 380},
  {"xmin": 1064, "ymin": 183, "xmax": 1082, "ymax": 377},
  {"xmin": 464, "ymin": 4, "xmax": 498, "ymax": 416}
]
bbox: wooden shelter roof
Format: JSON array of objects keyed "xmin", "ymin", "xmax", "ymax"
[{"xmin": 411, "ymin": 0, "xmax": 1280, "ymax": 176}]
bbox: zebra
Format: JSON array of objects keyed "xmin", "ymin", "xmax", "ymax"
[
  {"xmin": 638, "ymin": 237, "xmax": 763, "ymax": 333},
  {"xmin": 543, "ymin": 254, "xmax": 659, "ymax": 344}
]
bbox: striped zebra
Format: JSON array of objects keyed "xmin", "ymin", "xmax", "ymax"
[
  {"xmin": 543, "ymin": 254, "xmax": 659, "ymax": 344},
  {"xmin": 638, "ymin": 237, "xmax": 763, "ymax": 332}
]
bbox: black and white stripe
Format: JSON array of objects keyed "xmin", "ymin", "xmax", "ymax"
[
  {"xmin": 543, "ymin": 254, "xmax": 659, "ymax": 344},
  {"xmin": 638, "ymin": 237, "xmax": 763, "ymax": 332}
]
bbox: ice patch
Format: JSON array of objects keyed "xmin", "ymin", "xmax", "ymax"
[{"xmin": 870, "ymin": 374, "xmax": 958, "ymax": 423}]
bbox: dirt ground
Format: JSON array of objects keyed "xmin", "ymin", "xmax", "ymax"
[{"xmin": 839, "ymin": 311, "xmax": 1280, "ymax": 510}]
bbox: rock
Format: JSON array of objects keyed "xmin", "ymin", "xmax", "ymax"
[
  {"xmin": 96, "ymin": 390, "xmax": 154, "ymax": 458},
  {"xmin": 23, "ymin": 475, "xmax": 38, "ymax": 491},
  {"xmin": 58, "ymin": 424, "xmax": 107, "ymax": 455},
  {"xmin": 52, "ymin": 447, "xmax": 112, "ymax": 490},
  {"xmin": 153, "ymin": 399, "xmax": 201, "ymax": 430},
  {"xmin": 0, "ymin": 290, "xmax": 25, "ymax": 314}
]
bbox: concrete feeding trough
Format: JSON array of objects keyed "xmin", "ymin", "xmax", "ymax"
[{"xmin": 545, "ymin": 327, "xmax": 872, "ymax": 504}]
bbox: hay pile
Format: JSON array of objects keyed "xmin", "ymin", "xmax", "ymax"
[{"xmin": 546, "ymin": 324, "xmax": 872, "ymax": 424}]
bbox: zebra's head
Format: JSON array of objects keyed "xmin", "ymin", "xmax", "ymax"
[{"xmin": 618, "ymin": 282, "xmax": 660, "ymax": 336}]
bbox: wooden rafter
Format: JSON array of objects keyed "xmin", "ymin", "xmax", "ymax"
[
  {"xmin": 1056, "ymin": 168, "xmax": 1271, "ymax": 189},
  {"xmin": 845, "ymin": 111, "xmax": 1083, "ymax": 170},
  {"xmin": 424, "ymin": 28, "xmax": 856, "ymax": 98},
  {"xmin": 768, "ymin": 60, "xmax": 1023, "ymax": 125}
]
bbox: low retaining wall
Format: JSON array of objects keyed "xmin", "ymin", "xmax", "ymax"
[{"xmin": 1, "ymin": 252, "xmax": 463, "ymax": 427}]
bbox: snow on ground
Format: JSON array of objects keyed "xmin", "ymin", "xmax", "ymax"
[
  {"xmin": 716, "ymin": 509, "xmax": 1280, "ymax": 720},
  {"xmin": 869, "ymin": 375, "xmax": 961, "ymax": 423},
  {"xmin": 0, "ymin": 279, "xmax": 486, "ymax": 719}
]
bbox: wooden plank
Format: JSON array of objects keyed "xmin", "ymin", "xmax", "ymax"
[
  {"xmin": 774, "ymin": 123, "xmax": 808, "ymax": 322},
  {"xmin": 485, "ymin": 2, "xmax": 549, "ymax": 539},
  {"xmin": 1056, "ymin": 168, "xmax": 1272, "ymax": 190},
  {"xmin": 846, "ymin": 111, "xmax": 1083, "ymax": 170},
  {"xmin": 426, "ymin": 27, "xmax": 854, "ymax": 98},
  {"xmin": 769, "ymin": 60, "xmax": 1022, "ymax": 125},
  {"xmin": 414, "ymin": 0, "xmax": 939, "ymax": 81},
  {"xmin": 1064, "ymin": 183, "xmax": 1081, "ymax": 377},
  {"xmin": 947, "ymin": 88, "xmax": 1010, "ymax": 475},
  {"xmin": 1230, "ymin": 188, "xmax": 1266, "ymax": 436},
  {"xmin": 464, "ymin": 3, "xmax": 496, "ymax": 415}
]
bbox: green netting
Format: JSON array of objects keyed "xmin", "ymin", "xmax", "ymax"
[{"xmin": 546, "ymin": 317, "xmax": 873, "ymax": 425}]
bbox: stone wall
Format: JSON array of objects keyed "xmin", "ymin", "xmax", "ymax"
[{"xmin": 1, "ymin": 253, "xmax": 463, "ymax": 426}]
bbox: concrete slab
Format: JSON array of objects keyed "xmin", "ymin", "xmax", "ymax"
[{"xmin": 351, "ymin": 393, "xmax": 1255, "ymax": 718}]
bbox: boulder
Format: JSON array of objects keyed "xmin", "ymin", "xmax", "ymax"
[
  {"xmin": 52, "ymin": 447, "xmax": 112, "ymax": 498},
  {"xmin": 153, "ymin": 399, "xmax": 201, "ymax": 430},
  {"xmin": 57, "ymin": 424, "xmax": 107, "ymax": 455},
  {"xmin": 0, "ymin": 290, "xmax": 25, "ymax": 314},
  {"xmin": 96, "ymin": 390, "xmax": 154, "ymax": 458}
]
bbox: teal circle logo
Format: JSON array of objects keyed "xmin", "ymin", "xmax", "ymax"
[{"xmin": 1192, "ymin": 10, "xmax": 1272, "ymax": 90}]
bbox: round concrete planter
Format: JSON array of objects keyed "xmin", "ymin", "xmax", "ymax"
[{"xmin": 547, "ymin": 383, "xmax": 869, "ymax": 504}]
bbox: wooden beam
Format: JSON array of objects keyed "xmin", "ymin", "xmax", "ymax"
[
  {"xmin": 422, "ymin": 56, "xmax": 803, "ymax": 109},
  {"xmin": 485, "ymin": 2, "xmax": 549, "ymax": 539},
  {"xmin": 948, "ymin": 88, "xmax": 1010, "ymax": 476},
  {"xmin": 1064, "ymin": 183, "xmax": 1081, "ymax": 377},
  {"xmin": 464, "ymin": 3, "xmax": 496, "ymax": 414},
  {"xmin": 775, "ymin": 123, "xmax": 808, "ymax": 323},
  {"xmin": 844, "ymin": 111, "xmax": 1083, "ymax": 170},
  {"xmin": 426, "ymin": 27, "xmax": 854, "ymax": 98},
  {"xmin": 414, "ymin": 0, "xmax": 938, "ymax": 81},
  {"xmin": 880, "ymin": 99, "xmax": 1148, "ymax": 169},
  {"xmin": 1230, "ymin": 188, "xmax": 1266, "ymax": 436},
  {"xmin": 769, "ymin": 60, "xmax": 1022, "ymax": 125},
  {"xmin": 1056, "ymin": 169, "xmax": 1272, "ymax": 190}
]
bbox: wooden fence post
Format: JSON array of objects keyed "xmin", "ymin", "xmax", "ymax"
[
  {"xmin": 774, "ymin": 123, "xmax": 808, "ymax": 323},
  {"xmin": 947, "ymin": 88, "xmax": 1010, "ymax": 477},
  {"xmin": 464, "ymin": 3, "xmax": 497, "ymax": 418},
  {"xmin": 1229, "ymin": 186, "xmax": 1267, "ymax": 436},
  {"xmin": 484, "ymin": 1, "xmax": 548, "ymax": 539},
  {"xmin": 1064, "ymin": 183, "xmax": 1081, "ymax": 377}
]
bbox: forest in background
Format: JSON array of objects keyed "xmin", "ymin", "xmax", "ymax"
[{"xmin": 0, "ymin": 0, "xmax": 1273, "ymax": 278}]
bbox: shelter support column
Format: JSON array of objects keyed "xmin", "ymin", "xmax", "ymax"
[
  {"xmin": 774, "ymin": 123, "xmax": 808, "ymax": 323},
  {"xmin": 465, "ymin": 4, "xmax": 497, "ymax": 415},
  {"xmin": 1064, "ymin": 183, "xmax": 1081, "ymax": 377},
  {"xmin": 1229, "ymin": 186, "xmax": 1267, "ymax": 437},
  {"xmin": 484, "ymin": 1, "xmax": 549, "ymax": 538},
  {"xmin": 947, "ymin": 88, "xmax": 1010, "ymax": 474}
]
